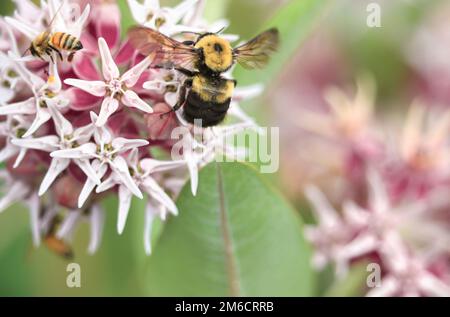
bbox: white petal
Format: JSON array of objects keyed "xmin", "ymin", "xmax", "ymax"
[
  {"xmin": 142, "ymin": 79, "xmax": 165, "ymax": 92},
  {"xmin": 143, "ymin": 177, "xmax": 178, "ymax": 215},
  {"xmin": 0, "ymin": 181, "xmax": 29, "ymax": 212},
  {"xmin": 111, "ymin": 156, "xmax": 143, "ymax": 199},
  {"xmin": 73, "ymin": 4, "xmax": 91, "ymax": 38},
  {"xmin": 74, "ymin": 159, "xmax": 102, "ymax": 185},
  {"xmin": 367, "ymin": 168, "xmax": 390, "ymax": 215},
  {"xmin": 48, "ymin": 62, "xmax": 62, "ymax": 92},
  {"xmin": 185, "ymin": 152, "xmax": 199, "ymax": 196},
  {"xmin": 117, "ymin": 185, "xmax": 133, "ymax": 234},
  {"xmin": 78, "ymin": 161, "xmax": 108, "ymax": 208},
  {"xmin": 96, "ymin": 97, "xmax": 119, "ymax": 126},
  {"xmin": 4, "ymin": 16, "xmax": 39, "ymax": 40},
  {"xmin": 38, "ymin": 158, "xmax": 71, "ymax": 196},
  {"xmin": 12, "ymin": 135, "xmax": 59, "ymax": 152},
  {"xmin": 64, "ymin": 78, "xmax": 107, "ymax": 97},
  {"xmin": 366, "ymin": 276, "xmax": 399, "ymax": 297},
  {"xmin": 48, "ymin": 104, "xmax": 74, "ymax": 136},
  {"xmin": 23, "ymin": 107, "xmax": 52, "ymax": 137},
  {"xmin": 13, "ymin": 148, "xmax": 27, "ymax": 168},
  {"xmin": 27, "ymin": 193, "xmax": 41, "ymax": 246},
  {"xmin": 417, "ymin": 272, "xmax": 450, "ymax": 297},
  {"xmin": 56, "ymin": 211, "xmax": 81, "ymax": 240},
  {"xmin": 140, "ymin": 158, "xmax": 184, "ymax": 173},
  {"xmin": 0, "ymin": 98, "xmax": 36, "ymax": 115},
  {"xmin": 73, "ymin": 124, "xmax": 95, "ymax": 144},
  {"xmin": 51, "ymin": 143, "xmax": 97, "ymax": 159},
  {"xmin": 88, "ymin": 204, "xmax": 105, "ymax": 254},
  {"xmin": 233, "ymin": 84, "xmax": 264, "ymax": 101},
  {"xmin": 7, "ymin": 51, "xmax": 45, "ymax": 89},
  {"xmin": 127, "ymin": 0, "xmax": 149, "ymax": 24},
  {"xmin": 0, "ymin": 143, "xmax": 19, "ymax": 163},
  {"xmin": 112, "ymin": 137, "xmax": 149, "ymax": 153},
  {"xmin": 171, "ymin": 0, "xmax": 199, "ymax": 23},
  {"xmin": 122, "ymin": 55, "xmax": 154, "ymax": 87},
  {"xmin": 304, "ymin": 185, "xmax": 340, "ymax": 228},
  {"xmin": 127, "ymin": 148, "xmax": 140, "ymax": 168},
  {"xmin": 96, "ymin": 174, "xmax": 117, "ymax": 193},
  {"xmin": 144, "ymin": 207, "xmax": 155, "ymax": 255},
  {"xmin": 121, "ymin": 90, "xmax": 153, "ymax": 113},
  {"xmin": 98, "ymin": 37, "xmax": 120, "ymax": 81}
]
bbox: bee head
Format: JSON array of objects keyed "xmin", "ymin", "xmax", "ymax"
[
  {"xmin": 29, "ymin": 43, "xmax": 40, "ymax": 57},
  {"xmin": 195, "ymin": 34, "xmax": 233, "ymax": 73}
]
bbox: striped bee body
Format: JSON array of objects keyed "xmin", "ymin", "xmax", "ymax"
[
  {"xmin": 50, "ymin": 32, "xmax": 83, "ymax": 52},
  {"xmin": 29, "ymin": 31, "xmax": 83, "ymax": 63}
]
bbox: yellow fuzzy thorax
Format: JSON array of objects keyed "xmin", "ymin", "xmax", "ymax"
[
  {"xmin": 195, "ymin": 35, "xmax": 233, "ymax": 73},
  {"xmin": 192, "ymin": 74, "xmax": 235, "ymax": 104}
]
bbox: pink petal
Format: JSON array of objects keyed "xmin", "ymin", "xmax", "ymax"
[
  {"xmin": 94, "ymin": 3, "xmax": 121, "ymax": 49},
  {"xmin": 72, "ymin": 52, "xmax": 101, "ymax": 80},
  {"xmin": 66, "ymin": 88, "xmax": 102, "ymax": 111},
  {"xmin": 145, "ymin": 103, "xmax": 180, "ymax": 140},
  {"xmin": 115, "ymin": 40, "xmax": 136, "ymax": 66}
]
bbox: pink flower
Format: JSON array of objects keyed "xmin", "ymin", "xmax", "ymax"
[
  {"xmin": 65, "ymin": 38, "xmax": 154, "ymax": 126},
  {"xmin": 0, "ymin": 0, "xmax": 264, "ymax": 256}
]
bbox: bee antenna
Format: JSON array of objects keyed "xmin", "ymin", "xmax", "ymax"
[
  {"xmin": 21, "ymin": 48, "xmax": 30, "ymax": 57},
  {"xmin": 181, "ymin": 31, "xmax": 202, "ymax": 36},
  {"xmin": 215, "ymin": 27, "xmax": 226, "ymax": 35}
]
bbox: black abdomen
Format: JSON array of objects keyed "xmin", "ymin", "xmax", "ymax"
[{"xmin": 183, "ymin": 91, "xmax": 231, "ymax": 127}]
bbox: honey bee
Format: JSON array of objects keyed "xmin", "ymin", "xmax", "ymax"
[
  {"xmin": 128, "ymin": 26, "xmax": 279, "ymax": 127},
  {"xmin": 42, "ymin": 214, "xmax": 74, "ymax": 260},
  {"xmin": 44, "ymin": 235, "xmax": 74, "ymax": 260},
  {"xmin": 26, "ymin": 5, "xmax": 83, "ymax": 63}
]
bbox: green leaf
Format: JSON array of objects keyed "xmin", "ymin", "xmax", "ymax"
[
  {"xmin": 145, "ymin": 162, "xmax": 314, "ymax": 296},
  {"xmin": 118, "ymin": 0, "xmax": 134, "ymax": 37},
  {"xmin": 233, "ymin": 0, "xmax": 331, "ymax": 86},
  {"xmin": 324, "ymin": 261, "xmax": 369, "ymax": 297}
]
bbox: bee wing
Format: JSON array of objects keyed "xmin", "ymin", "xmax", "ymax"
[
  {"xmin": 128, "ymin": 26, "xmax": 198, "ymax": 70},
  {"xmin": 233, "ymin": 28, "xmax": 279, "ymax": 70}
]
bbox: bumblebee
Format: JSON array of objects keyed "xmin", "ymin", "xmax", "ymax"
[
  {"xmin": 128, "ymin": 26, "xmax": 279, "ymax": 127},
  {"xmin": 27, "ymin": 5, "xmax": 83, "ymax": 63}
]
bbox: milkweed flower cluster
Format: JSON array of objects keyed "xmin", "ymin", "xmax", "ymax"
[
  {"xmin": 0, "ymin": 0, "xmax": 260, "ymax": 255},
  {"xmin": 298, "ymin": 77, "xmax": 450, "ymax": 296}
]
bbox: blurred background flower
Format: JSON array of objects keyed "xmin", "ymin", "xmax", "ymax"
[{"xmin": 1, "ymin": 0, "xmax": 449, "ymax": 297}]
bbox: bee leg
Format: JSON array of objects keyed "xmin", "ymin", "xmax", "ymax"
[
  {"xmin": 48, "ymin": 44, "xmax": 63, "ymax": 61},
  {"xmin": 160, "ymin": 79, "xmax": 192, "ymax": 119},
  {"xmin": 175, "ymin": 67, "xmax": 196, "ymax": 77},
  {"xmin": 46, "ymin": 49, "xmax": 55, "ymax": 64},
  {"xmin": 182, "ymin": 40, "xmax": 195, "ymax": 46},
  {"xmin": 68, "ymin": 52, "xmax": 76, "ymax": 62}
]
